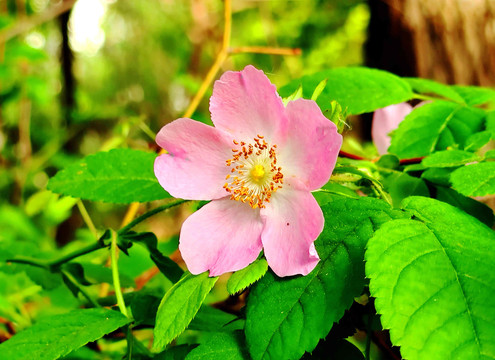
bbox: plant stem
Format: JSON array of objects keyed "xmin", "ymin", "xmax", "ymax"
[
  {"xmin": 118, "ymin": 199, "xmax": 189, "ymax": 235},
  {"xmin": 77, "ymin": 200, "xmax": 98, "ymax": 240},
  {"xmin": 111, "ymin": 231, "xmax": 128, "ymax": 317},
  {"xmin": 365, "ymin": 310, "xmax": 373, "ymax": 360},
  {"xmin": 61, "ymin": 269, "xmax": 99, "ymax": 308},
  {"xmin": 6, "ymin": 257, "xmax": 48, "ymax": 269},
  {"xmin": 7, "ymin": 240, "xmax": 107, "ymax": 271},
  {"xmin": 50, "ymin": 241, "xmax": 107, "ymax": 269},
  {"xmin": 229, "ymin": 46, "xmax": 301, "ymax": 56}
]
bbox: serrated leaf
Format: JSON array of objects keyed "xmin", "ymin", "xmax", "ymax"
[
  {"xmin": 227, "ymin": 259, "xmax": 268, "ymax": 295},
  {"xmin": 119, "ymin": 231, "xmax": 183, "ymax": 283},
  {"xmin": 452, "ymin": 85, "xmax": 495, "ymax": 106},
  {"xmin": 153, "ymin": 272, "xmax": 218, "ymax": 352},
  {"xmin": 450, "ymin": 162, "xmax": 495, "ymax": 197},
  {"xmin": 405, "ymin": 77, "xmax": 465, "ymax": 103},
  {"xmin": 154, "ymin": 345, "xmax": 195, "ymax": 360},
  {"xmin": 302, "ymin": 338, "xmax": 365, "ymax": 360},
  {"xmin": 435, "ymin": 186, "xmax": 494, "ymax": 227},
  {"xmin": 421, "ymin": 149, "xmax": 482, "ymax": 168},
  {"xmin": 185, "ymin": 331, "xmax": 249, "ymax": 360},
  {"xmin": 0, "ymin": 308, "xmax": 131, "ymax": 360},
  {"xmin": 245, "ymin": 196, "xmax": 408, "ymax": 360},
  {"xmin": 189, "ymin": 305, "xmax": 242, "ymax": 332},
  {"xmin": 421, "ymin": 167, "xmax": 453, "ymax": 187},
  {"xmin": 389, "ymin": 101, "xmax": 485, "ymax": 158},
  {"xmin": 279, "ymin": 67, "xmax": 413, "ymax": 115},
  {"xmin": 464, "ymin": 131, "xmax": 492, "ymax": 152},
  {"xmin": 48, "ymin": 148, "xmax": 170, "ymax": 203},
  {"xmin": 366, "ymin": 197, "xmax": 495, "ymax": 360},
  {"xmin": 382, "ymin": 172, "xmax": 429, "ymax": 208}
]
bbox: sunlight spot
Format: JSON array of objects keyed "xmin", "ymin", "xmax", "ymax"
[{"xmin": 69, "ymin": 0, "xmax": 115, "ymax": 55}]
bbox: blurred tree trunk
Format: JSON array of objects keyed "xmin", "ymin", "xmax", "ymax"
[{"xmin": 366, "ymin": 0, "xmax": 495, "ymax": 86}]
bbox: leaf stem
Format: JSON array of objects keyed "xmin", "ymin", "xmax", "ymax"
[
  {"xmin": 111, "ymin": 231, "xmax": 129, "ymax": 317},
  {"xmin": 118, "ymin": 199, "xmax": 189, "ymax": 235},
  {"xmin": 61, "ymin": 269, "xmax": 100, "ymax": 308},
  {"xmin": 365, "ymin": 310, "xmax": 373, "ymax": 360},
  {"xmin": 77, "ymin": 200, "xmax": 98, "ymax": 240},
  {"xmin": 5, "ymin": 257, "xmax": 48, "ymax": 269},
  {"xmin": 50, "ymin": 241, "xmax": 107, "ymax": 269}
]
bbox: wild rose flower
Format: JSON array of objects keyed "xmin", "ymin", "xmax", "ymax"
[
  {"xmin": 154, "ymin": 65, "xmax": 342, "ymax": 277},
  {"xmin": 371, "ymin": 102, "xmax": 413, "ymax": 155}
]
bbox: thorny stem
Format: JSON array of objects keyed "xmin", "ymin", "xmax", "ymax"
[{"xmin": 111, "ymin": 231, "xmax": 128, "ymax": 317}]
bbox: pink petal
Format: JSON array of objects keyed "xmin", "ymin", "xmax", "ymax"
[
  {"xmin": 372, "ymin": 103, "xmax": 413, "ymax": 155},
  {"xmin": 260, "ymin": 189, "xmax": 323, "ymax": 277},
  {"xmin": 210, "ymin": 65, "xmax": 288, "ymax": 144},
  {"xmin": 278, "ymin": 99, "xmax": 342, "ymax": 191},
  {"xmin": 179, "ymin": 198, "xmax": 264, "ymax": 276},
  {"xmin": 154, "ymin": 118, "xmax": 234, "ymax": 200}
]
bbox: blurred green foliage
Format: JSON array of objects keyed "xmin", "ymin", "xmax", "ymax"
[{"xmin": 0, "ymin": 0, "xmax": 368, "ymax": 349}]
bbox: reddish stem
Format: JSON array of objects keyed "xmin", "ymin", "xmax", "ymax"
[{"xmin": 338, "ymin": 150, "xmax": 424, "ymax": 165}]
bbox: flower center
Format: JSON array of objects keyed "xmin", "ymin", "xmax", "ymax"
[{"xmin": 223, "ymin": 135, "xmax": 283, "ymax": 209}]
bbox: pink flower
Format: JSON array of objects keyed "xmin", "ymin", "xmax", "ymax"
[
  {"xmin": 154, "ymin": 65, "xmax": 342, "ymax": 277},
  {"xmin": 371, "ymin": 103, "xmax": 413, "ymax": 155}
]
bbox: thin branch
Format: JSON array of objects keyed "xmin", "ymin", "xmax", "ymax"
[
  {"xmin": 119, "ymin": 0, "xmax": 232, "ymax": 227},
  {"xmin": 61, "ymin": 269, "xmax": 99, "ymax": 308},
  {"xmin": 77, "ymin": 200, "xmax": 98, "ymax": 240},
  {"xmin": 118, "ymin": 199, "xmax": 189, "ymax": 235},
  {"xmin": 111, "ymin": 231, "xmax": 129, "ymax": 317},
  {"xmin": 229, "ymin": 46, "xmax": 301, "ymax": 56},
  {"xmin": 0, "ymin": 0, "xmax": 77, "ymax": 44}
]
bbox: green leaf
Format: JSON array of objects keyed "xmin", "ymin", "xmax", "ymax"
[
  {"xmin": 485, "ymin": 150, "xmax": 495, "ymax": 160},
  {"xmin": 389, "ymin": 101, "xmax": 485, "ymax": 158},
  {"xmin": 119, "ymin": 231, "xmax": 183, "ymax": 283},
  {"xmin": 366, "ymin": 197, "xmax": 495, "ymax": 360},
  {"xmin": 421, "ymin": 167, "xmax": 453, "ymax": 187},
  {"xmin": 153, "ymin": 272, "xmax": 218, "ymax": 352},
  {"xmin": 450, "ymin": 162, "xmax": 495, "ymax": 197},
  {"xmin": 279, "ymin": 67, "xmax": 413, "ymax": 115},
  {"xmin": 435, "ymin": 186, "xmax": 494, "ymax": 227},
  {"xmin": 227, "ymin": 259, "xmax": 268, "ymax": 295},
  {"xmin": 452, "ymin": 85, "xmax": 495, "ymax": 106},
  {"xmin": 0, "ymin": 308, "xmax": 131, "ymax": 360},
  {"xmin": 487, "ymin": 111, "xmax": 495, "ymax": 137},
  {"xmin": 464, "ymin": 131, "xmax": 492, "ymax": 152},
  {"xmin": 185, "ymin": 331, "xmax": 249, "ymax": 360},
  {"xmin": 376, "ymin": 154, "xmax": 400, "ymax": 170},
  {"xmin": 154, "ymin": 345, "xmax": 195, "ymax": 360},
  {"xmin": 48, "ymin": 148, "xmax": 170, "ymax": 203},
  {"xmin": 383, "ymin": 172, "xmax": 429, "ymax": 208},
  {"xmin": 421, "ymin": 149, "xmax": 482, "ymax": 168},
  {"xmin": 245, "ymin": 196, "xmax": 408, "ymax": 360},
  {"xmin": 189, "ymin": 305, "xmax": 242, "ymax": 332},
  {"xmin": 302, "ymin": 339, "xmax": 365, "ymax": 360},
  {"xmin": 130, "ymin": 292, "xmax": 161, "ymax": 326},
  {"xmin": 405, "ymin": 77, "xmax": 465, "ymax": 103}
]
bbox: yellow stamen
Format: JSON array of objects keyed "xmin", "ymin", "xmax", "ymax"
[
  {"xmin": 223, "ymin": 135, "xmax": 284, "ymax": 209},
  {"xmin": 251, "ymin": 164, "xmax": 265, "ymax": 182}
]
